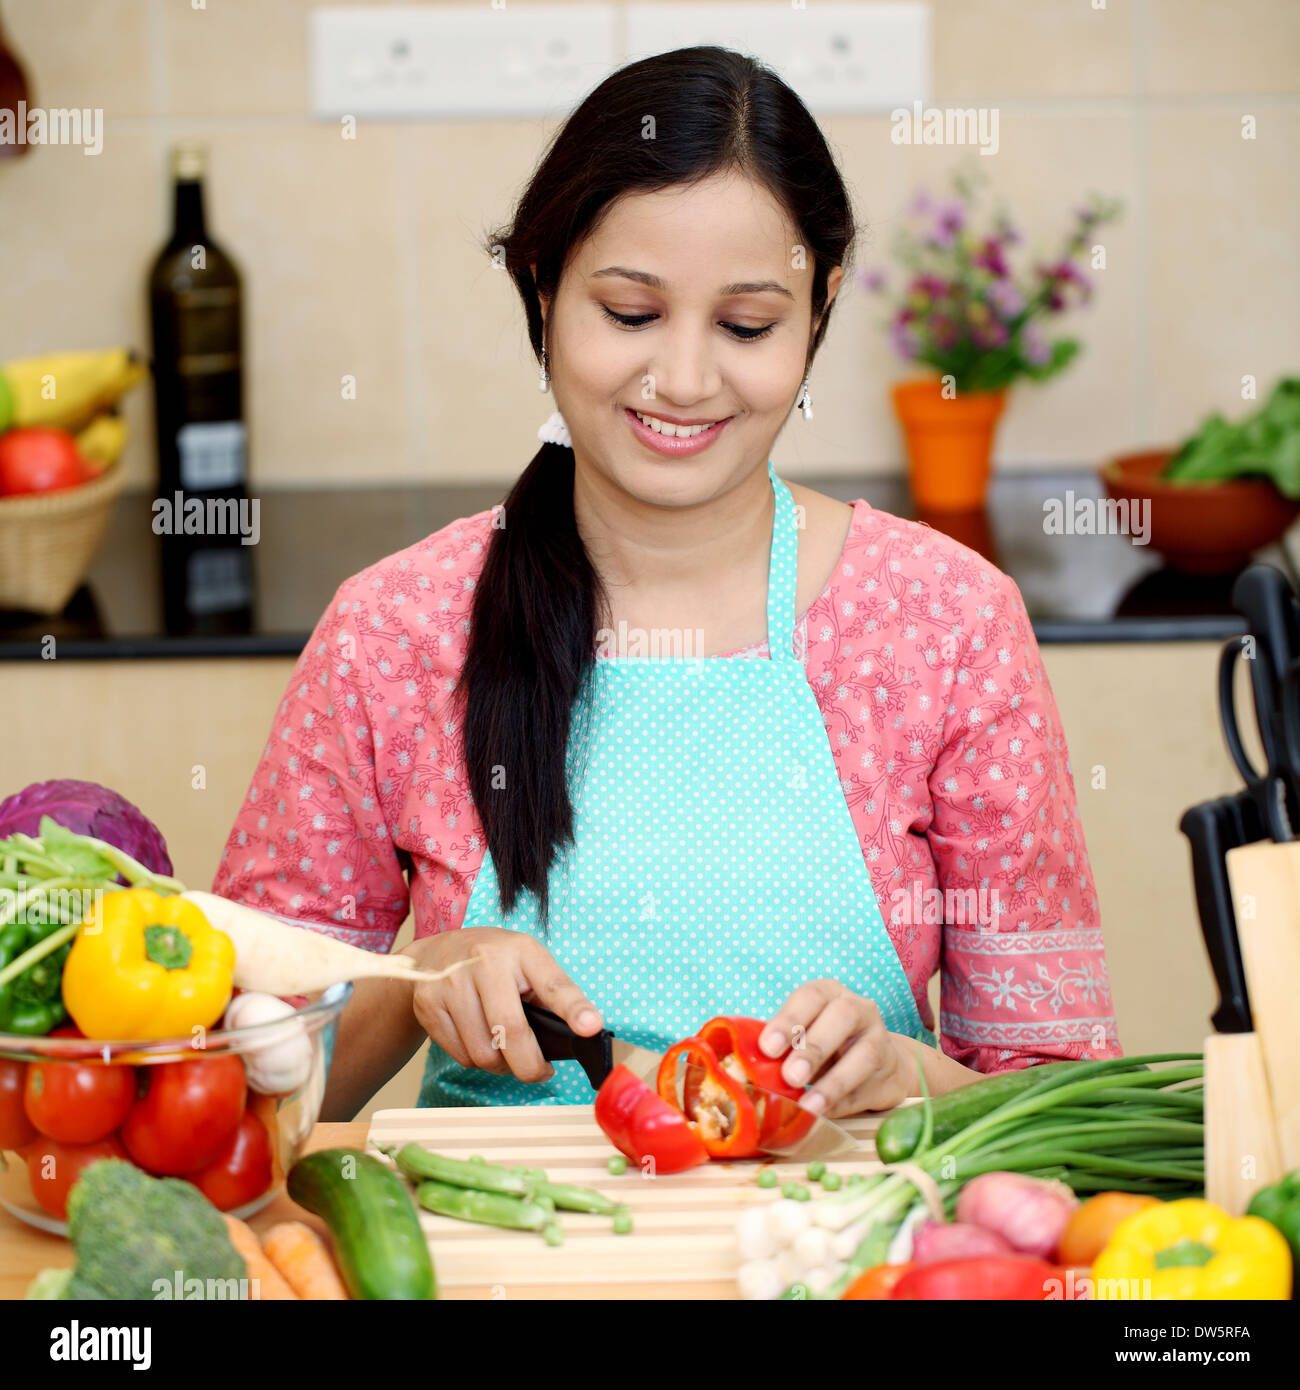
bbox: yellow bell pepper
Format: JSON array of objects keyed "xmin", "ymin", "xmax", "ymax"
[
  {"xmin": 62, "ymin": 887, "xmax": 234, "ymax": 1040},
  {"xmin": 1092, "ymin": 1197, "xmax": 1292, "ymax": 1300}
]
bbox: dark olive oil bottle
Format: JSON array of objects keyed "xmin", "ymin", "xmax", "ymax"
[{"xmin": 148, "ymin": 139, "xmax": 254, "ymax": 634}]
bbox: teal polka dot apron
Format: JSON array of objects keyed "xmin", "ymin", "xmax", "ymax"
[{"xmin": 419, "ymin": 459, "xmax": 931, "ymax": 1107}]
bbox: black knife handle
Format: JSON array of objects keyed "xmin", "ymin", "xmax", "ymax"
[
  {"xmin": 521, "ymin": 1000, "xmax": 614, "ymax": 1090},
  {"xmin": 1179, "ymin": 794, "xmax": 1258, "ymax": 1033}
]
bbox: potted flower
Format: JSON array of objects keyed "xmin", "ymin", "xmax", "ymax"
[{"xmin": 860, "ymin": 168, "xmax": 1122, "ymax": 511}]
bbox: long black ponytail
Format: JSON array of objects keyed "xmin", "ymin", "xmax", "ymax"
[{"xmin": 458, "ymin": 45, "xmax": 857, "ymax": 925}]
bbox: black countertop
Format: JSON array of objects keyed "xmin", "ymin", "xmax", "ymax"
[{"xmin": 1, "ymin": 469, "xmax": 1296, "ymax": 660}]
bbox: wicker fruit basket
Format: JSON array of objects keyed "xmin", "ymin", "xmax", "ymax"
[{"xmin": 0, "ymin": 461, "xmax": 127, "ymax": 615}]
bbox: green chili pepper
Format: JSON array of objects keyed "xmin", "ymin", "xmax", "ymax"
[{"xmin": 0, "ymin": 917, "xmax": 68, "ymax": 1036}]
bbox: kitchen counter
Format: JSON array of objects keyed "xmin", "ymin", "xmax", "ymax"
[
  {"xmin": 2, "ymin": 469, "xmax": 1295, "ymax": 659},
  {"xmin": 0, "ymin": 1121, "xmax": 733, "ymax": 1300}
]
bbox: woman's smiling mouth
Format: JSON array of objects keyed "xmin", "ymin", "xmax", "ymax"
[{"xmin": 624, "ymin": 407, "xmax": 734, "ymax": 455}]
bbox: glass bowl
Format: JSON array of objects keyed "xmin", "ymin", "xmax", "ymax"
[{"xmin": 0, "ymin": 982, "xmax": 352, "ymax": 1236}]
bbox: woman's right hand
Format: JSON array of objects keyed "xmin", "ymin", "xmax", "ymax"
[{"xmin": 402, "ymin": 927, "xmax": 604, "ymax": 1083}]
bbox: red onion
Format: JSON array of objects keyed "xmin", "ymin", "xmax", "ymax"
[
  {"xmin": 955, "ymin": 1171, "xmax": 1080, "ymax": 1259},
  {"xmin": 911, "ymin": 1219, "xmax": 1014, "ymax": 1264}
]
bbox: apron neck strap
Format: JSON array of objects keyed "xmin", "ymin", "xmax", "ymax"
[{"xmin": 765, "ymin": 459, "xmax": 799, "ymax": 660}]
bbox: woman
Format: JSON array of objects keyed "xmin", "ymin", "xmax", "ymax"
[{"xmin": 213, "ymin": 47, "xmax": 1119, "ymax": 1123}]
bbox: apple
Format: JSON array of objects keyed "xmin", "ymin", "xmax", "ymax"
[{"xmin": 0, "ymin": 427, "xmax": 88, "ymax": 497}]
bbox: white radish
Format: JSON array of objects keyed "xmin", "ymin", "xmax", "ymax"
[
  {"xmin": 767, "ymin": 1197, "xmax": 812, "ymax": 1243},
  {"xmin": 793, "ymin": 1225, "xmax": 833, "ymax": 1270},
  {"xmin": 737, "ymin": 1260, "xmax": 785, "ymax": 1301},
  {"xmin": 737, "ymin": 1205, "xmax": 780, "ymax": 1262},
  {"xmin": 221, "ymin": 992, "xmax": 313, "ymax": 1095},
  {"xmin": 181, "ymin": 891, "xmax": 477, "ymax": 994}
]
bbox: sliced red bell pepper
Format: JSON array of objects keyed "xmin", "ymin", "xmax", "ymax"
[
  {"xmin": 594, "ymin": 1065, "xmax": 708, "ymax": 1175},
  {"xmin": 657, "ymin": 1035, "xmax": 763, "ymax": 1158},
  {"xmin": 693, "ymin": 1017, "xmax": 801, "ymax": 1101},
  {"xmin": 662, "ymin": 1017, "xmax": 811, "ymax": 1155},
  {"xmin": 891, "ymin": 1255, "xmax": 1066, "ymax": 1301}
]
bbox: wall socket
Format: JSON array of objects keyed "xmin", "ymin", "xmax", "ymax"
[{"xmin": 310, "ymin": 3, "xmax": 929, "ymax": 120}]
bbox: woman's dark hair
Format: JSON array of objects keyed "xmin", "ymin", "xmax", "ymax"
[{"xmin": 458, "ymin": 45, "xmax": 858, "ymax": 925}]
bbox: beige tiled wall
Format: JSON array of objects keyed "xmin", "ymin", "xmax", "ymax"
[{"xmin": 3, "ymin": 0, "xmax": 1297, "ymax": 487}]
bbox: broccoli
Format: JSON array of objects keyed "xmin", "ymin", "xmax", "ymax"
[{"xmin": 46, "ymin": 1159, "xmax": 247, "ymax": 1300}]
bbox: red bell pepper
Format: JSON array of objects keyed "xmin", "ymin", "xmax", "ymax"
[
  {"xmin": 594, "ymin": 1065, "xmax": 709, "ymax": 1174},
  {"xmin": 891, "ymin": 1255, "xmax": 1067, "ymax": 1301},
  {"xmin": 656, "ymin": 1016, "xmax": 807, "ymax": 1158}
]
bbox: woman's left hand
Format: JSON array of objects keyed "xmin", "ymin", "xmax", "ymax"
[{"xmin": 758, "ymin": 979, "xmax": 912, "ymax": 1119}]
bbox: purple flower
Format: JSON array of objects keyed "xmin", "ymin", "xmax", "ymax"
[
  {"xmin": 907, "ymin": 187, "xmax": 934, "ymax": 219},
  {"xmin": 972, "ymin": 318, "xmax": 1009, "ymax": 350},
  {"xmin": 1023, "ymin": 326, "xmax": 1051, "ymax": 366},
  {"xmin": 986, "ymin": 279, "xmax": 1024, "ymax": 319},
  {"xmin": 910, "ymin": 273, "xmax": 949, "ymax": 300},
  {"xmin": 890, "ymin": 317, "xmax": 921, "ymax": 359},
  {"xmin": 858, "ymin": 267, "xmax": 888, "ymax": 294},
  {"xmin": 973, "ymin": 237, "xmax": 1010, "ymax": 278},
  {"xmin": 929, "ymin": 199, "xmax": 966, "ymax": 248},
  {"xmin": 929, "ymin": 314, "xmax": 960, "ymax": 351}
]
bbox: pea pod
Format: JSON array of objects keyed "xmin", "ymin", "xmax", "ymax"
[
  {"xmin": 385, "ymin": 1143, "xmax": 533, "ymax": 1197},
  {"xmin": 416, "ymin": 1179, "xmax": 552, "ymax": 1232}
]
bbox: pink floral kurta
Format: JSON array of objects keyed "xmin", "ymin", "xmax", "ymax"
[{"xmin": 212, "ymin": 494, "xmax": 1121, "ymax": 1075}]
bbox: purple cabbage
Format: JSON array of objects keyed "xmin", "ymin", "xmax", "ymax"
[{"xmin": 0, "ymin": 779, "xmax": 173, "ymax": 877}]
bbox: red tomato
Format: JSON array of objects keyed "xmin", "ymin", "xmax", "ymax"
[
  {"xmin": 842, "ymin": 1262, "xmax": 915, "ymax": 1300},
  {"xmin": 25, "ymin": 1135, "xmax": 128, "ymax": 1221},
  {"xmin": 120, "ymin": 1055, "xmax": 246, "ymax": 1175},
  {"xmin": 23, "ymin": 1045, "xmax": 137, "ymax": 1145},
  {"xmin": 892, "ymin": 1255, "xmax": 1066, "ymax": 1301},
  {"xmin": 0, "ymin": 427, "xmax": 87, "ymax": 496},
  {"xmin": 187, "ymin": 1108, "xmax": 273, "ymax": 1211},
  {"xmin": 0, "ymin": 1058, "xmax": 38, "ymax": 1151}
]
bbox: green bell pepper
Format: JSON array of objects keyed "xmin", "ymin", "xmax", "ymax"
[
  {"xmin": 0, "ymin": 918, "xmax": 69, "ymax": 1036},
  {"xmin": 1247, "ymin": 1170, "xmax": 1300, "ymax": 1271}
]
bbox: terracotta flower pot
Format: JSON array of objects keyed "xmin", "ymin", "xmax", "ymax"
[
  {"xmin": 1100, "ymin": 450, "xmax": 1300, "ymax": 574},
  {"xmin": 892, "ymin": 377, "xmax": 1008, "ymax": 512}
]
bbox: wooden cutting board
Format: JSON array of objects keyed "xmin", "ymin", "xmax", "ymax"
[{"xmin": 367, "ymin": 1105, "xmax": 892, "ymax": 1296}]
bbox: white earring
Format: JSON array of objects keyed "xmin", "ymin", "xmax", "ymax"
[
  {"xmin": 539, "ymin": 346, "xmax": 550, "ymax": 392},
  {"xmin": 797, "ymin": 377, "xmax": 813, "ymax": 421}
]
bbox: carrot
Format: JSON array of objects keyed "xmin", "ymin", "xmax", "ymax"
[
  {"xmin": 222, "ymin": 1215, "xmax": 299, "ymax": 1300},
  {"xmin": 261, "ymin": 1220, "xmax": 350, "ymax": 1300}
]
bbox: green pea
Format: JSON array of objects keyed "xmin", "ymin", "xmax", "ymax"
[
  {"xmin": 792, "ymin": 1185, "xmax": 811, "ymax": 1202},
  {"xmin": 612, "ymin": 1211, "xmax": 633, "ymax": 1235},
  {"xmin": 806, "ymin": 1160, "xmax": 826, "ymax": 1181},
  {"xmin": 756, "ymin": 1169, "xmax": 778, "ymax": 1189},
  {"xmin": 820, "ymin": 1171, "xmax": 842, "ymax": 1191},
  {"xmin": 607, "ymin": 1154, "xmax": 628, "ymax": 1175}
]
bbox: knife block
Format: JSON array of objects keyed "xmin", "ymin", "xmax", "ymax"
[
  {"xmin": 1223, "ymin": 839, "xmax": 1300, "ymax": 1174},
  {"xmin": 1203, "ymin": 1031, "xmax": 1283, "ymax": 1214}
]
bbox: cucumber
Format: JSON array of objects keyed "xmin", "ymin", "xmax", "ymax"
[
  {"xmin": 287, "ymin": 1148, "xmax": 436, "ymax": 1300},
  {"xmin": 874, "ymin": 1061, "xmax": 1086, "ymax": 1163}
]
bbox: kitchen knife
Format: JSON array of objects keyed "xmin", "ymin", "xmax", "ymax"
[
  {"xmin": 1180, "ymin": 794, "xmax": 1283, "ymax": 1213},
  {"xmin": 521, "ymin": 1000, "xmax": 860, "ymax": 1159}
]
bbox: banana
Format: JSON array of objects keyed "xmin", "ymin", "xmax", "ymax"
[
  {"xmin": 75, "ymin": 413, "xmax": 129, "ymax": 474},
  {"xmin": 2, "ymin": 348, "xmax": 147, "ymax": 433}
]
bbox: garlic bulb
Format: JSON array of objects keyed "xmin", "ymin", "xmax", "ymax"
[{"xmin": 223, "ymin": 991, "xmax": 314, "ymax": 1096}]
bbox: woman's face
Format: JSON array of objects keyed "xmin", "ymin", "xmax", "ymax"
[{"xmin": 539, "ymin": 170, "xmax": 843, "ymax": 506}]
